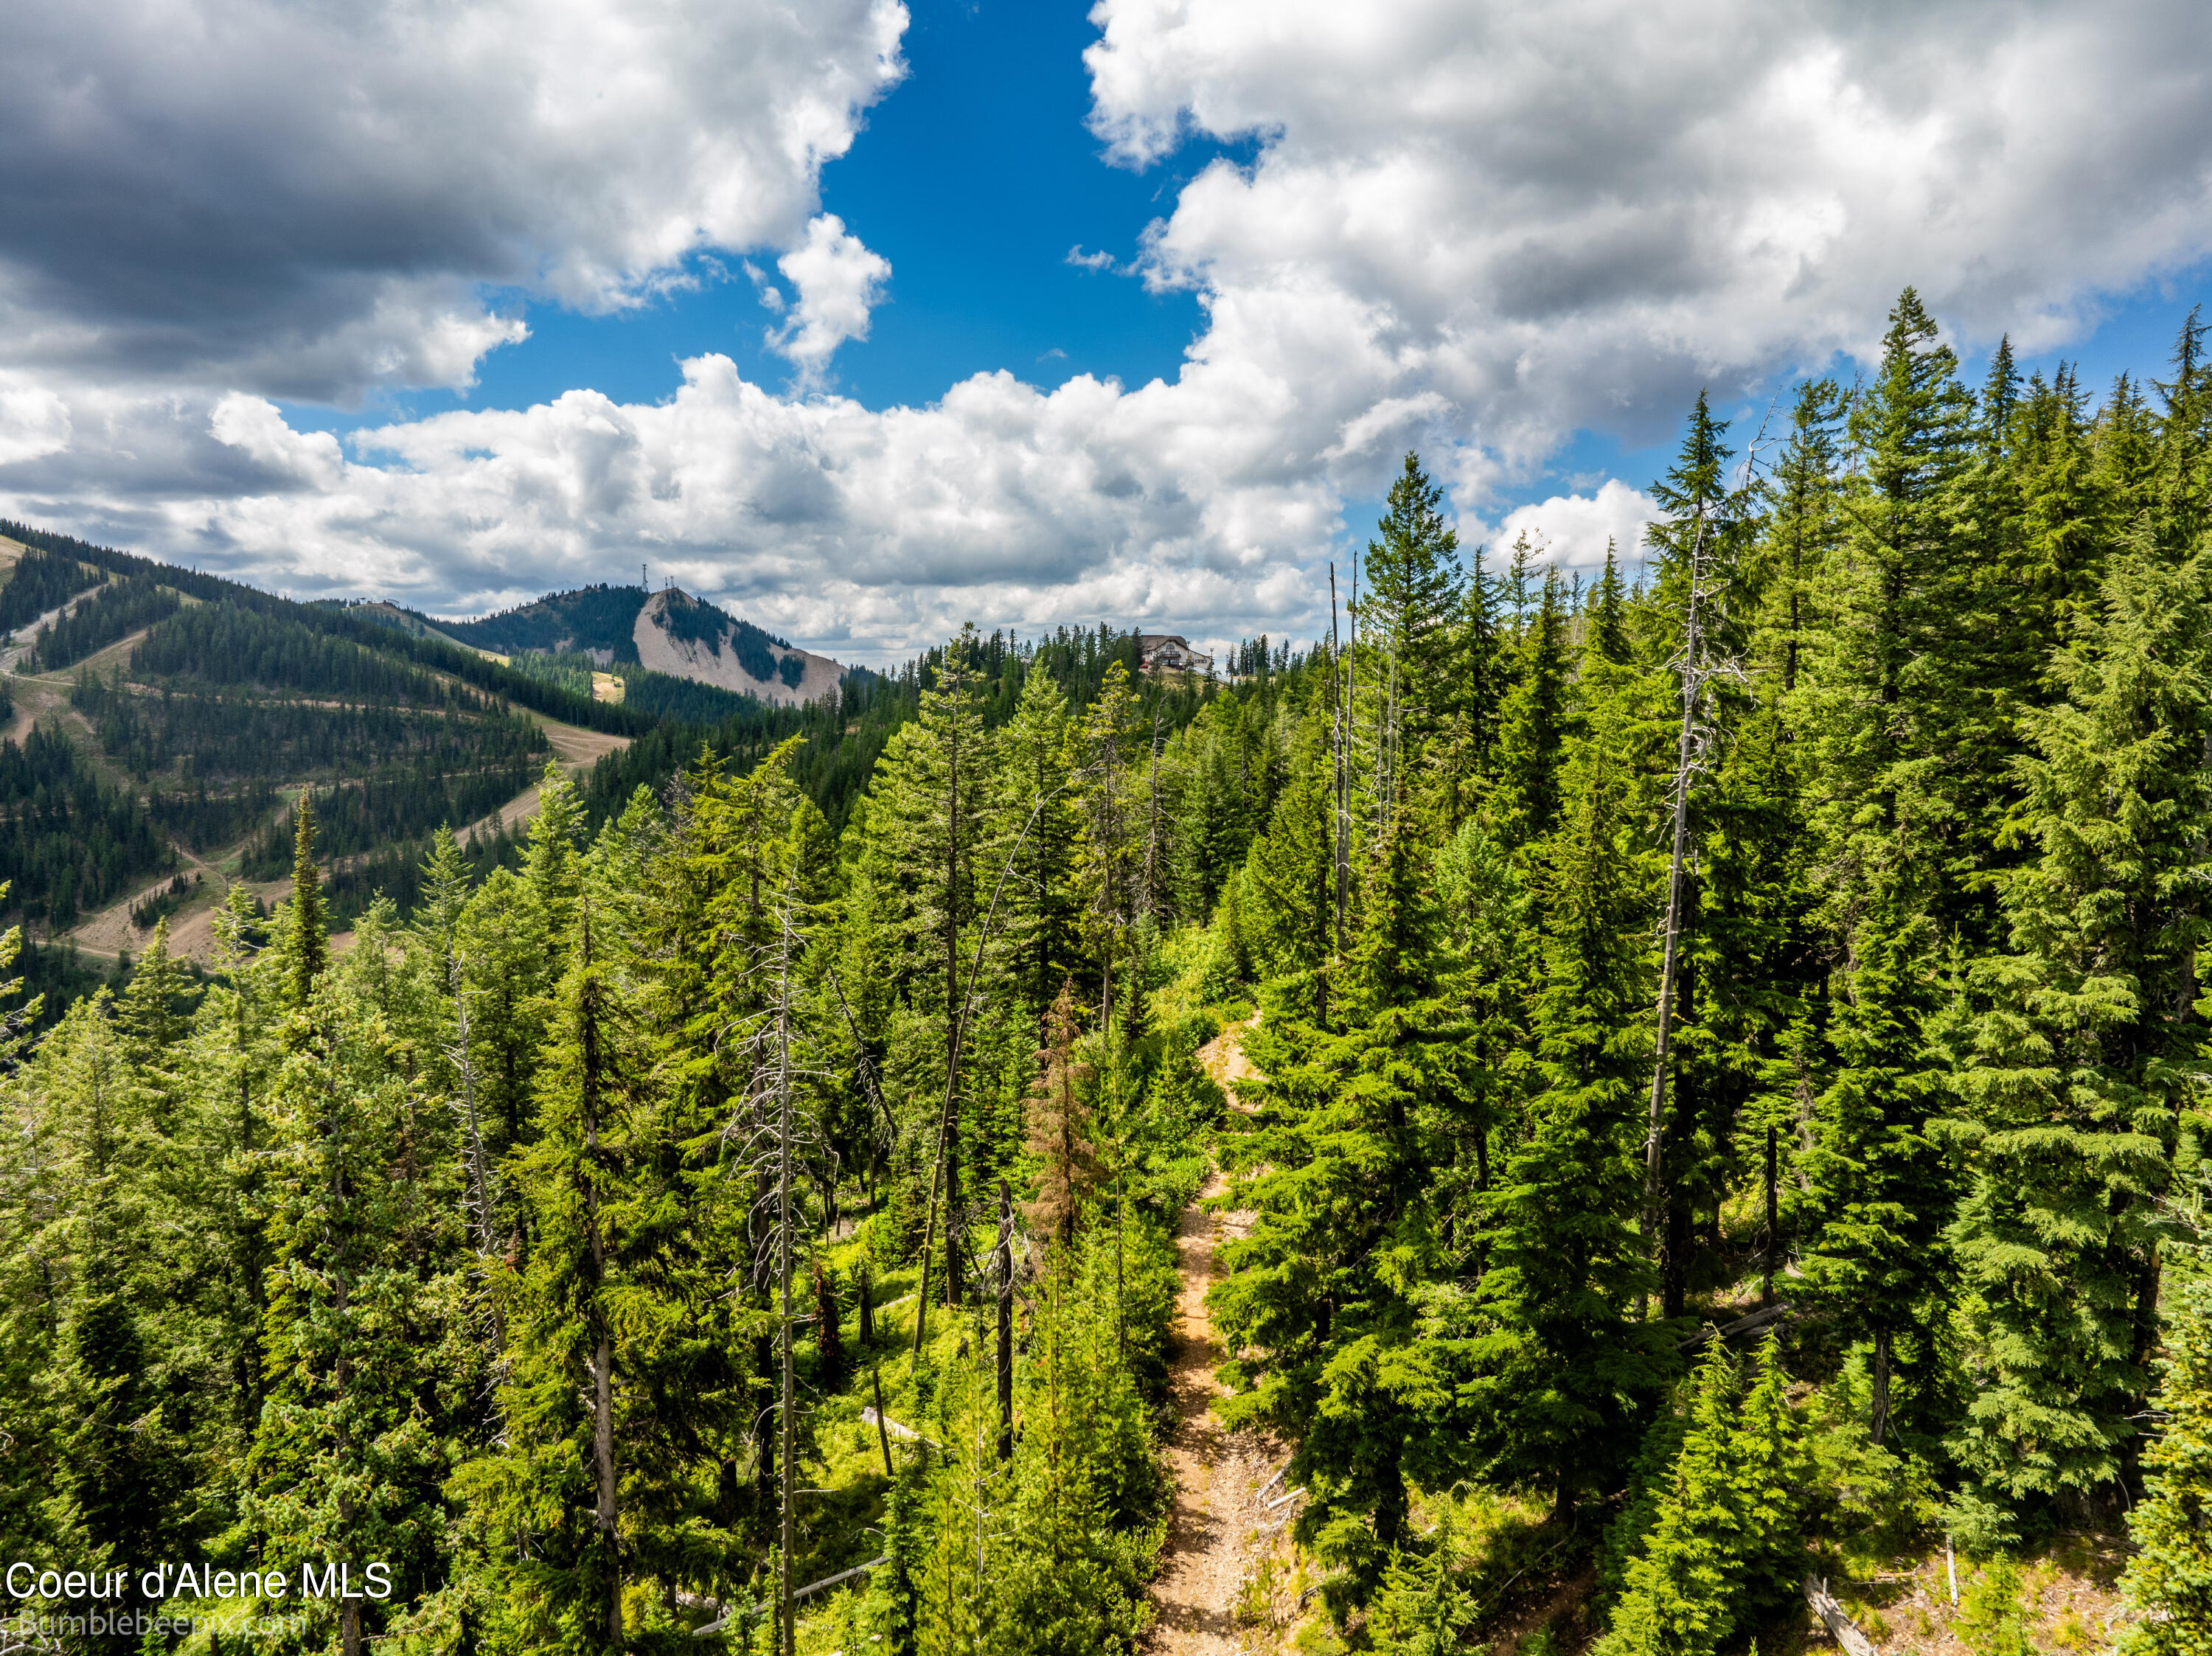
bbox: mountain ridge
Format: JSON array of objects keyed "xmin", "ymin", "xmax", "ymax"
[{"xmin": 394, "ymin": 582, "xmax": 848, "ymax": 709}]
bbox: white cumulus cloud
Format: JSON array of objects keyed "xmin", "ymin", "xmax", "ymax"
[
  {"xmin": 0, "ymin": 382, "xmax": 72, "ymax": 468},
  {"xmin": 1478, "ymin": 480, "xmax": 1661, "ymax": 580},
  {"xmin": 0, "ymin": 0, "xmax": 908, "ymax": 403},
  {"xmin": 4, "ymin": 0, "xmax": 2212, "ymax": 658},
  {"xmin": 770, "ymin": 216, "xmax": 894, "ymax": 381}
]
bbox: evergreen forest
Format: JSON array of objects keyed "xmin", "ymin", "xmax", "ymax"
[{"xmin": 1, "ymin": 288, "xmax": 2211, "ymax": 1655}]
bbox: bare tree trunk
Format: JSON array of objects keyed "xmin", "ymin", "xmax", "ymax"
[
  {"xmin": 456, "ymin": 999, "xmax": 490, "ymax": 1251},
  {"xmin": 943, "ymin": 669, "xmax": 963, "ymax": 1309},
  {"xmin": 578, "ymin": 912, "xmax": 621, "ymax": 1652},
  {"xmin": 1344, "ymin": 554, "xmax": 1359, "ymax": 929},
  {"xmin": 996, "ymin": 1180, "xmax": 1014, "ymax": 1461},
  {"xmin": 334, "ymin": 1142, "xmax": 362, "ymax": 1656},
  {"xmin": 1143, "ymin": 712, "xmax": 1164, "ymax": 921},
  {"xmin": 873, "ymin": 1365, "xmax": 896, "ymax": 1478},
  {"xmin": 1763, "ymin": 1124, "xmax": 1779, "ymax": 1305},
  {"xmin": 1326, "ymin": 563, "xmax": 1349, "ymax": 1031},
  {"xmin": 1869, "ymin": 1326, "xmax": 1892, "ymax": 1447},
  {"xmin": 913, "ymin": 790, "xmax": 1065, "ymax": 1358},
  {"xmin": 777, "ymin": 919, "xmax": 796, "ymax": 1656},
  {"xmin": 1644, "ymin": 503, "xmax": 1710, "ymax": 1307}
]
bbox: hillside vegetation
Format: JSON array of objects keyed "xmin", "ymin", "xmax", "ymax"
[{"xmin": 0, "ymin": 288, "xmax": 2208, "ymax": 1656}]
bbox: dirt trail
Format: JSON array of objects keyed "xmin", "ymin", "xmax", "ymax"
[
  {"xmin": 1195, "ymin": 1009, "xmax": 1261, "ymax": 1098},
  {"xmin": 1150, "ymin": 1021, "xmax": 1282, "ymax": 1656}
]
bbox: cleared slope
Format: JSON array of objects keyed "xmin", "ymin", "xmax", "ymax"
[{"xmin": 631, "ymin": 588, "xmax": 843, "ymax": 709}]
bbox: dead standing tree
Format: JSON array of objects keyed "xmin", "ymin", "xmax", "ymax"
[
  {"xmin": 719, "ymin": 869, "xmax": 835, "ymax": 1656},
  {"xmin": 908, "ymin": 776, "xmax": 1084, "ymax": 1362},
  {"xmin": 1642, "ymin": 406, "xmax": 1771, "ymax": 1312}
]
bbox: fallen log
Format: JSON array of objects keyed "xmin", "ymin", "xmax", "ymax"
[
  {"xmin": 689, "ymin": 1556, "xmax": 890, "ymax": 1638},
  {"xmin": 1677, "ymin": 1301, "xmax": 1793, "ymax": 1351},
  {"xmin": 1804, "ymin": 1575, "xmax": 1879, "ymax": 1655},
  {"xmin": 862, "ymin": 1405, "xmax": 943, "ymax": 1450}
]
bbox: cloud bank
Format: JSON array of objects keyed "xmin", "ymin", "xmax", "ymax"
[{"xmin": 2, "ymin": 0, "xmax": 2210, "ymax": 656}]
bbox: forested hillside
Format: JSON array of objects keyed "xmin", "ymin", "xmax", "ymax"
[{"xmin": 1, "ymin": 288, "xmax": 2210, "ymax": 1656}]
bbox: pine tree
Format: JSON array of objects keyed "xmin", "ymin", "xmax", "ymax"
[
  {"xmin": 282, "ymin": 790, "xmax": 329, "ymax": 1015},
  {"xmin": 1798, "ymin": 895, "xmax": 1954, "ymax": 1446},
  {"xmin": 1595, "ymin": 1337, "xmax": 1801, "ymax": 1656},
  {"xmin": 1490, "ymin": 568, "xmax": 1571, "ymax": 850},
  {"xmin": 251, "ymin": 982, "xmax": 434, "ymax": 1656},
  {"xmin": 2118, "ymin": 1273, "xmax": 2212, "ymax": 1654},
  {"xmin": 1465, "ymin": 703, "xmax": 1669, "ymax": 1519},
  {"xmin": 1950, "ymin": 533, "xmax": 2211, "ymax": 1517}
]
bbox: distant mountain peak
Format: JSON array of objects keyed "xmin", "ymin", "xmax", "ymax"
[
  {"xmin": 414, "ymin": 582, "xmax": 841, "ymax": 707},
  {"xmin": 636, "ymin": 588, "xmax": 841, "ymax": 708}
]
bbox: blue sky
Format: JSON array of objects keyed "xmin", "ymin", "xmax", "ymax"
[
  {"xmin": 287, "ymin": 1, "xmax": 1243, "ymax": 436},
  {"xmin": 275, "ymin": 0, "xmax": 2212, "ymax": 578},
  {"xmin": 5, "ymin": 0, "xmax": 2212, "ymax": 654}
]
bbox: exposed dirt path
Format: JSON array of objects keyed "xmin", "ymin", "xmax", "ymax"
[
  {"xmin": 456, "ymin": 714, "xmax": 632, "ymax": 843},
  {"xmin": 462, "ymin": 782, "xmax": 542, "ymax": 843},
  {"xmin": 1150, "ymin": 1020, "xmax": 1284, "ymax": 1656},
  {"xmin": 530, "ymin": 712, "xmax": 631, "ymax": 766},
  {"xmin": 1, "ymin": 694, "xmax": 37, "ymax": 748},
  {"xmin": 1196, "ymin": 1009, "xmax": 1262, "ymax": 1099}
]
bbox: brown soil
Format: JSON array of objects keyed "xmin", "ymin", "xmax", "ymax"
[
  {"xmin": 1, "ymin": 697, "xmax": 37, "ymax": 748},
  {"xmin": 1150, "ymin": 1012, "xmax": 1287, "ymax": 1656},
  {"xmin": 1150, "ymin": 1172, "xmax": 1284, "ymax": 1655},
  {"xmin": 1196, "ymin": 1009, "xmax": 1261, "ymax": 1098},
  {"xmin": 464, "ymin": 782, "xmax": 543, "ymax": 843},
  {"xmin": 458, "ymin": 714, "xmax": 632, "ymax": 843},
  {"xmin": 534, "ymin": 714, "xmax": 630, "ymax": 767}
]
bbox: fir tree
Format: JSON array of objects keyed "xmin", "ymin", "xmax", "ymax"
[
  {"xmin": 1799, "ymin": 894, "xmax": 1954, "ymax": 1446},
  {"xmin": 416, "ymin": 821, "xmax": 474, "ymax": 992},
  {"xmin": 1759, "ymin": 377, "xmax": 1845, "ymax": 694},
  {"xmin": 1242, "ymin": 712, "xmax": 1335, "ymax": 990},
  {"xmin": 1490, "ymin": 568, "xmax": 1571, "ymax": 850},
  {"xmin": 992, "ymin": 658, "xmax": 1082, "ymax": 1007},
  {"xmin": 118, "ymin": 911, "xmax": 192, "ymax": 1068},
  {"xmin": 1464, "ymin": 703, "xmax": 1669, "ymax": 1519},
  {"xmin": 251, "ymin": 982, "xmax": 435, "ymax": 1656},
  {"xmin": 1360, "ymin": 451, "xmax": 1464, "ymax": 821},
  {"xmin": 283, "ymin": 790, "xmax": 328, "ymax": 1015},
  {"xmin": 468, "ymin": 904, "xmax": 641, "ymax": 1652},
  {"xmin": 1368, "ymin": 1506, "xmax": 1476, "ymax": 1656},
  {"xmin": 1950, "ymin": 534, "xmax": 2211, "ymax": 1517},
  {"xmin": 1595, "ymin": 1337, "xmax": 1801, "ymax": 1656},
  {"xmin": 2118, "ymin": 1273, "xmax": 2212, "ymax": 1654}
]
